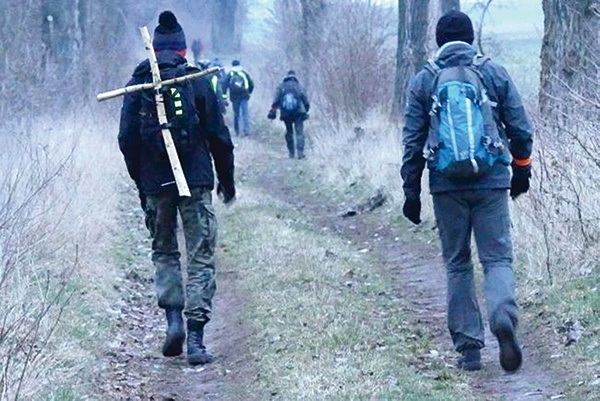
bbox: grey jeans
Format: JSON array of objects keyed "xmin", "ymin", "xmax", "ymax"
[
  {"xmin": 284, "ymin": 117, "xmax": 305, "ymax": 157},
  {"xmin": 432, "ymin": 189, "xmax": 518, "ymax": 352}
]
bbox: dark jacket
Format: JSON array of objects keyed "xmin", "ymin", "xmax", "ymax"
[
  {"xmin": 224, "ymin": 66, "xmax": 254, "ymax": 102},
  {"xmin": 271, "ymin": 76, "xmax": 310, "ymax": 121},
  {"xmin": 401, "ymin": 41, "xmax": 533, "ymax": 196},
  {"xmin": 118, "ymin": 51, "xmax": 235, "ymax": 196}
]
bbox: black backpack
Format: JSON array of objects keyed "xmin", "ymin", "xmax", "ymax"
[
  {"xmin": 228, "ymin": 71, "xmax": 247, "ymax": 95},
  {"xmin": 140, "ymin": 64, "xmax": 200, "ymax": 159}
]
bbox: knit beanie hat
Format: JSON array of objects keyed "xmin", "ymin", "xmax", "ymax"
[
  {"xmin": 435, "ymin": 10, "xmax": 474, "ymax": 47},
  {"xmin": 153, "ymin": 11, "xmax": 187, "ymax": 52}
]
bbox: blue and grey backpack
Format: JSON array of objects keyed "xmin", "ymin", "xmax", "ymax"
[
  {"xmin": 281, "ymin": 91, "xmax": 299, "ymax": 112},
  {"xmin": 423, "ymin": 56, "xmax": 511, "ymax": 179}
]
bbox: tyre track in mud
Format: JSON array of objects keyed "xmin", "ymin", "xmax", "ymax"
[{"xmin": 243, "ymin": 136, "xmax": 561, "ymax": 400}]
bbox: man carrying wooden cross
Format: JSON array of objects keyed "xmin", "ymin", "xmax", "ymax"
[{"xmin": 118, "ymin": 10, "xmax": 235, "ymax": 366}]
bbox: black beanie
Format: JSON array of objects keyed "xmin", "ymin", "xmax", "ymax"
[
  {"xmin": 153, "ymin": 11, "xmax": 187, "ymax": 52},
  {"xmin": 435, "ymin": 10, "xmax": 474, "ymax": 47}
]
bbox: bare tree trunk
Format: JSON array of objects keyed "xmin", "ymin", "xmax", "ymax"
[
  {"xmin": 300, "ymin": 0, "xmax": 325, "ymax": 90},
  {"xmin": 539, "ymin": 0, "xmax": 600, "ymax": 127},
  {"xmin": 41, "ymin": 0, "xmax": 84, "ymax": 75},
  {"xmin": 441, "ymin": 0, "xmax": 460, "ymax": 13},
  {"xmin": 392, "ymin": 0, "xmax": 430, "ymax": 119},
  {"xmin": 211, "ymin": 0, "xmax": 240, "ymax": 55}
]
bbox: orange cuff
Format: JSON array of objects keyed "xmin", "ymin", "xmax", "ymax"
[{"xmin": 513, "ymin": 157, "xmax": 531, "ymax": 167}]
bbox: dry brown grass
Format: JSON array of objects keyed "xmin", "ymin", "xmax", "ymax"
[{"xmin": 0, "ymin": 114, "xmax": 121, "ymax": 399}]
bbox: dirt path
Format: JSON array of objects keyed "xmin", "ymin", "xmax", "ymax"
[
  {"xmin": 98, "ymin": 135, "xmax": 561, "ymax": 400},
  {"xmin": 243, "ymin": 137, "xmax": 561, "ymax": 400}
]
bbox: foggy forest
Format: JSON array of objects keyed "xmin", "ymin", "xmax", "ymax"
[{"xmin": 0, "ymin": 0, "xmax": 598, "ymax": 399}]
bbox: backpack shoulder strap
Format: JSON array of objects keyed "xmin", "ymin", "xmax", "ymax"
[
  {"xmin": 470, "ymin": 55, "xmax": 498, "ymax": 107},
  {"xmin": 472, "ymin": 54, "xmax": 490, "ymax": 68},
  {"xmin": 424, "ymin": 59, "xmax": 441, "ymax": 76}
]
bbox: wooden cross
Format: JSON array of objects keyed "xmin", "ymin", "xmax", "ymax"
[{"xmin": 97, "ymin": 26, "xmax": 219, "ymax": 198}]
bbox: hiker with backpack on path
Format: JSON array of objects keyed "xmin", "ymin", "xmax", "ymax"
[
  {"xmin": 198, "ymin": 59, "xmax": 228, "ymax": 115},
  {"xmin": 225, "ymin": 59, "xmax": 254, "ymax": 136},
  {"xmin": 401, "ymin": 10, "xmax": 533, "ymax": 373},
  {"xmin": 268, "ymin": 70, "xmax": 310, "ymax": 159},
  {"xmin": 118, "ymin": 11, "xmax": 236, "ymax": 367}
]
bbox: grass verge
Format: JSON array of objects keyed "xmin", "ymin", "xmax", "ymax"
[{"xmin": 216, "ymin": 143, "xmax": 475, "ymax": 399}]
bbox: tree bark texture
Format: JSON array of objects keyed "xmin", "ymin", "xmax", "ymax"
[
  {"xmin": 441, "ymin": 0, "xmax": 461, "ymax": 13},
  {"xmin": 211, "ymin": 0, "xmax": 240, "ymax": 55},
  {"xmin": 300, "ymin": 0, "xmax": 326, "ymax": 90},
  {"xmin": 539, "ymin": 0, "xmax": 600, "ymax": 126},
  {"xmin": 392, "ymin": 0, "xmax": 430, "ymax": 119}
]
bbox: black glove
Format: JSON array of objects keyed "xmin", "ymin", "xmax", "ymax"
[
  {"xmin": 510, "ymin": 165, "xmax": 531, "ymax": 199},
  {"xmin": 267, "ymin": 109, "xmax": 277, "ymax": 120},
  {"xmin": 217, "ymin": 182, "xmax": 236, "ymax": 204},
  {"xmin": 403, "ymin": 193, "xmax": 422, "ymax": 225}
]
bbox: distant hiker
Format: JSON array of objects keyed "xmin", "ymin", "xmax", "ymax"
[
  {"xmin": 212, "ymin": 57, "xmax": 228, "ymax": 94},
  {"xmin": 198, "ymin": 59, "xmax": 228, "ymax": 115},
  {"xmin": 401, "ymin": 10, "xmax": 532, "ymax": 373},
  {"xmin": 118, "ymin": 11, "xmax": 236, "ymax": 366},
  {"xmin": 191, "ymin": 38, "xmax": 203, "ymax": 65},
  {"xmin": 268, "ymin": 70, "xmax": 310, "ymax": 159},
  {"xmin": 225, "ymin": 59, "xmax": 254, "ymax": 136}
]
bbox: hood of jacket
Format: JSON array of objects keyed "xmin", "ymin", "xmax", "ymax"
[
  {"xmin": 434, "ymin": 41, "xmax": 477, "ymax": 68},
  {"xmin": 283, "ymin": 75, "xmax": 298, "ymax": 83},
  {"xmin": 132, "ymin": 50, "xmax": 187, "ymax": 77}
]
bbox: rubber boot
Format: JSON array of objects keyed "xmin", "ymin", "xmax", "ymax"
[
  {"xmin": 161, "ymin": 308, "xmax": 185, "ymax": 357},
  {"xmin": 187, "ymin": 320, "xmax": 214, "ymax": 366}
]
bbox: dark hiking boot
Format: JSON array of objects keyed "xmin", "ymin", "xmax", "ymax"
[
  {"xmin": 297, "ymin": 151, "xmax": 305, "ymax": 159},
  {"xmin": 492, "ymin": 313, "xmax": 523, "ymax": 373},
  {"xmin": 288, "ymin": 151, "xmax": 295, "ymax": 159},
  {"xmin": 162, "ymin": 308, "xmax": 185, "ymax": 357},
  {"xmin": 456, "ymin": 347, "xmax": 482, "ymax": 371},
  {"xmin": 187, "ymin": 320, "xmax": 214, "ymax": 366}
]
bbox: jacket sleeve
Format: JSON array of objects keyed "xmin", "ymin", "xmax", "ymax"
[
  {"xmin": 246, "ymin": 71, "xmax": 255, "ymax": 94},
  {"xmin": 271, "ymin": 84, "xmax": 282, "ymax": 109},
  {"xmin": 194, "ymin": 79, "xmax": 235, "ymax": 189},
  {"xmin": 299, "ymin": 85, "xmax": 310, "ymax": 112},
  {"xmin": 118, "ymin": 76, "xmax": 143, "ymax": 184},
  {"xmin": 400, "ymin": 71, "xmax": 430, "ymax": 197},
  {"xmin": 484, "ymin": 63, "xmax": 533, "ymax": 162},
  {"xmin": 223, "ymin": 72, "xmax": 231, "ymax": 96}
]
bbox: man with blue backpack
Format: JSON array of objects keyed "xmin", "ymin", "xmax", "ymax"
[
  {"xmin": 401, "ymin": 10, "xmax": 532, "ymax": 373},
  {"xmin": 268, "ymin": 70, "xmax": 310, "ymax": 159}
]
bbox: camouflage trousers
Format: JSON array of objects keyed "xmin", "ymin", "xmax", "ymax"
[{"xmin": 145, "ymin": 187, "xmax": 217, "ymax": 324}]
